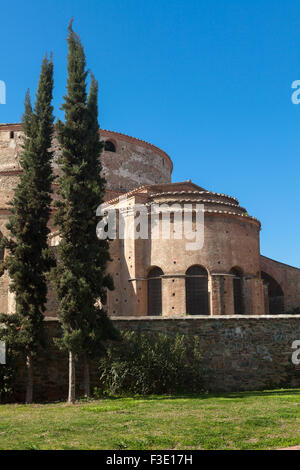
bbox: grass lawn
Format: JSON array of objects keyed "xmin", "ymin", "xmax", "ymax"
[{"xmin": 1, "ymin": 389, "xmax": 300, "ymax": 450}]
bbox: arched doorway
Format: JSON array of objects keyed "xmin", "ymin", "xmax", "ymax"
[
  {"xmin": 261, "ymin": 272, "xmax": 284, "ymax": 314},
  {"xmin": 185, "ymin": 265, "xmax": 210, "ymax": 315},
  {"xmin": 147, "ymin": 267, "xmax": 163, "ymax": 316},
  {"xmin": 230, "ymin": 267, "xmax": 244, "ymax": 314}
]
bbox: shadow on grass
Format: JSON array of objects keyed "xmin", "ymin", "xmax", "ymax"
[
  {"xmin": 7, "ymin": 388, "xmax": 300, "ymax": 406},
  {"xmin": 92, "ymin": 388, "xmax": 300, "ymax": 402}
]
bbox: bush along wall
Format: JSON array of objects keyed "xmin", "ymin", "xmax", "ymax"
[
  {"xmin": 0, "ymin": 352, "xmax": 15, "ymax": 403},
  {"xmin": 96, "ymin": 331, "xmax": 205, "ymax": 396},
  {"xmin": 9, "ymin": 316, "xmax": 300, "ymax": 401}
]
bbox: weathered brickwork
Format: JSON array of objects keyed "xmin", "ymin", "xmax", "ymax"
[
  {"xmin": 104, "ymin": 183, "xmax": 268, "ymax": 317},
  {"xmin": 261, "ymin": 256, "xmax": 300, "ymax": 312},
  {"xmin": 0, "ymin": 123, "xmax": 299, "ymax": 320},
  {"xmin": 0, "ymin": 125, "xmax": 172, "ymax": 198},
  {"xmin": 11, "ymin": 316, "xmax": 300, "ymax": 401},
  {"xmin": 100, "ymin": 130, "xmax": 172, "ymax": 193}
]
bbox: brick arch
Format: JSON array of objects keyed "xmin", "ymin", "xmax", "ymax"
[
  {"xmin": 103, "ymin": 139, "xmax": 117, "ymax": 153},
  {"xmin": 261, "ymin": 271, "xmax": 284, "ymax": 314},
  {"xmin": 147, "ymin": 266, "xmax": 164, "ymax": 316},
  {"xmin": 230, "ymin": 266, "xmax": 243, "ymax": 276},
  {"xmin": 185, "ymin": 265, "xmax": 210, "ymax": 315}
]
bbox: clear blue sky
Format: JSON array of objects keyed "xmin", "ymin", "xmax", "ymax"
[{"xmin": 0, "ymin": 0, "xmax": 299, "ymax": 267}]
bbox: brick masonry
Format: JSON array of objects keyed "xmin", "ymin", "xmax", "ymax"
[
  {"xmin": 1, "ymin": 124, "xmax": 300, "ymax": 318},
  {"xmin": 11, "ymin": 316, "xmax": 300, "ymax": 401}
]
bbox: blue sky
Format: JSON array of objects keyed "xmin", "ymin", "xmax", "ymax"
[{"xmin": 0, "ymin": 0, "xmax": 299, "ymax": 267}]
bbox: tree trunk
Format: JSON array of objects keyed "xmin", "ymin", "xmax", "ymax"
[
  {"xmin": 25, "ymin": 353, "xmax": 33, "ymax": 404},
  {"xmin": 68, "ymin": 351, "xmax": 76, "ymax": 404},
  {"xmin": 83, "ymin": 354, "xmax": 90, "ymax": 398}
]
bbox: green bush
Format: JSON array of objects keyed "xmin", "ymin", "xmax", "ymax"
[
  {"xmin": 0, "ymin": 363, "xmax": 14, "ymax": 402},
  {"xmin": 96, "ymin": 331, "xmax": 204, "ymax": 396}
]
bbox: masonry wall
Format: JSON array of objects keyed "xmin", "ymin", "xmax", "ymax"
[
  {"xmin": 107, "ymin": 199, "xmax": 264, "ymax": 317},
  {"xmin": 260, "ymin": 255, "xmax": 300, "ymax": 312},
  {"xmin": 10, "ymin": 316, "xmax": 300, "ymax": 401},
  {"xmin": 0, "ymin": 126, "xmax": 173, "ymax": 200},
  {"xmin": 100, "ymin": 131, "xmax": 172, "ymax": 193},
  {"xmin": 114, "ymin": 316, "xmax": 300, "ymax": 392}
]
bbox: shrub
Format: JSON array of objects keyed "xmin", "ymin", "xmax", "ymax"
[
  {"xmin": 96, "ymin": 331, "xmax": 204, "ymax": 396},
  {"xmin": 0, "ymin": 363, "xmax": 14, "ymax": 402}
]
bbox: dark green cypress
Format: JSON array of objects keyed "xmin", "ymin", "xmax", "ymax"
[
  {"xmin": 52, "ymin": 23, "xmax": 118, "ymax": 403},
  {"xmin": 0, "ymin": 56, "xmax": 55, "ymax": 403}
]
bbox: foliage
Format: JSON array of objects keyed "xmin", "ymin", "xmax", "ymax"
[
  {"xmin": 0, "ymin": 348, "xmax": 17, "ymax": 403},
  {"xmin": 0, "ymin": 56, "xmax": 55, "ymax": 359},
  {"xmin": 0, "ymin": 365, "xmax": 14, "ymax": 403},
  {"xmin": 97, "ymin": 331, "xmax": 204, "ymax": 396},
  {"xmin": 51, "ymin": 22, "xmax": 117, "ymax": 360}
]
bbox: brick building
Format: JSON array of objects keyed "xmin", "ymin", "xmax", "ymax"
[{"xmin": 0, "ymin": 123, "xmax": 300, "ymax": 318}]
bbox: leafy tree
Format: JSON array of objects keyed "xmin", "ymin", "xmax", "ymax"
[
  {"xmin": 0, "ymin": 56, "xmax": 55, "ymax": 403},
  {"xmin": 52, "ymin": 22, "xmax": 118, "ymax": 403}
]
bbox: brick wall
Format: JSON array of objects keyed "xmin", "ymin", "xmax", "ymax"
[{"xmin": 261, "ymin": 256, "xmax": 300, "ymax": 311}]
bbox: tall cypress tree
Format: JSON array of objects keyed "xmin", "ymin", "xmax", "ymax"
[
  {"xmin": 52, "ymin": 23, "xmax": 117, "ymax": 403},
  {"xmin": 82, "ymin": 75, "xmax": 119, "ymax": 397},
  {"xmin": 0, "ymin": 56, "xmax": 55, "ymax": 403}
]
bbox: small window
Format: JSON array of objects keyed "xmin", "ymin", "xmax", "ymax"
[
  {"xmin": 104, "ymin": 141, "xmax": 116, "ymax": 152},
  {"xmin": 10, "ymin": 131, "xmax": 14, "ymax": 139}
]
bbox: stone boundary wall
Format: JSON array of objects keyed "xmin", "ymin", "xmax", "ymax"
[{"xmin": 10, "ymin": 315, "xmax": 300, "ymax": 401}]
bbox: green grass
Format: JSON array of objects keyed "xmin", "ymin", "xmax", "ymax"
[{"xmin": 1, "ymin": 389, "xmax": 300, "ymax": 450}]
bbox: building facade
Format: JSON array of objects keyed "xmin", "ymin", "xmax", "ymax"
[{"xmin": 0, "ymin": 123, "xmax": 300, "ymax": 318}]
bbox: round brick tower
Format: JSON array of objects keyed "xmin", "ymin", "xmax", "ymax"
[
  {"xmin": 0, "ymin": 123, "xmax": 173, "ymax": 314},
  {"xmin": 0, "ymin": 124, "xmax": 173, "ymax": 203}
]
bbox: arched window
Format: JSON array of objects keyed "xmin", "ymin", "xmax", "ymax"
[
  {"xmin": 261, "ymin": 271, "xmax": 284, "ymax": 314},
  {"xmin": 147, "ymin": 267, "xmax": 163, "ymax": 316},
  {"xmin": 230, "ymin": 267, "xmax": 244, "ymax": 314},
  {"xmin": 104, "ymin": 141, "xmax": 116, "ymax": 153},
  {"xmin": 186, "ymin": 265, "xmax": 209, "ymax": 315}
]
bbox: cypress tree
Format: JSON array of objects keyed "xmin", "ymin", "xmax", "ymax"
[
  {"xmin": 52, "ymin": 23, "xmax": 118, "ymax": 403},
  {"xmin": 0, "ymin": 56, "xmax": 55, "ymax": 403}
]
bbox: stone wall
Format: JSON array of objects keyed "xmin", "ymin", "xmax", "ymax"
[
  {"xmin": 113, "ymin": 316, "xmax": 300, "ymax": 392},
  {"xmin": 10, "ymin": 316, "xmax": 300, "ymax": 401}
]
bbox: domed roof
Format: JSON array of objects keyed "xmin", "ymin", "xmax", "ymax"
[{"xmin": 104, "ymin": 180, "xmax": 261, "ymax": 227}]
